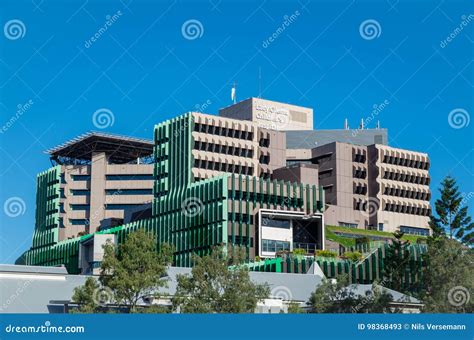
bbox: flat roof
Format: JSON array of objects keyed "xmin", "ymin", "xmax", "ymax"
[{"xmin": 45, "ymin": 132, "xmax": 154, "ymax": 164}]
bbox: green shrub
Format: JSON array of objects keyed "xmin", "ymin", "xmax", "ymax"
[
  {"xmin": 315, "ymin": 250, "xmax": 338, "ymax": 258},
  {"xmin": 292, "ymin": 248, "xmax": 306, "ymax": 256},
  {"xmin": 342, "ymin": 251, "xmax": 363, "ymax": 262}
]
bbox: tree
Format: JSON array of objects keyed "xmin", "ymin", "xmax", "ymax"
[
  {"xmin": 308, "ymin": 275, "xmax": 358, "ymax": 313},
  {"xmin": 421, "ymin": 237, "xmax": 474, "ymax": 313},
  {"xmin": 99, "ymin": 229, "xmax": 173, "ymax": 313},
  {"xmin": 287, "ymin": 302, "xmax": 305, "ymax": 313},
  {"xmin": 71, "ymin": 277, "xmax": 100, "ymax": 313},
  {"xmin": 173, "ymin": 247, "xmax": 269, "ymax": 313},
  {"xmin": 308, "ymin": 275, "xmax": 395, "ymax": 313},
  {"xmin": 383, "ymin": 231, "xmax": 411, "ymax": 293},
  {"xmin": 430, "ymin": 176, "xmax": 473, "ymax": 245}
]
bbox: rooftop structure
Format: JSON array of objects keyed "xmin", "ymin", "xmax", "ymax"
[
  {"xmin": 46, "ymin": 132, "xmax": 154, "ymax": 165},
  {"xmin": 219, "ymin": 97, "xmax": 313, "ymax": 131}
]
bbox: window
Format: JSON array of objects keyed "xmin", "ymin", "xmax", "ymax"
[
  {"xmin": 71, "ymin": 175, "xmax": 90, "ymax": 181},
  {"xmin": 69, "ymin": 219, "xmax": 90, "ymax": 226},
  {"xmin": 262, "ymin": 218, "xmax": 290, "ymax": 229},
  {"xmin": 105, "ymin": 189, "xmax": 153, "ymax": 195},
  {"xmin": 338, "ymin": 222, "xmax": 358, "ymax": 228},
  {"xmin": 105, "ymin": 204, "xmax": 144, "ymax": 210},
  {"xmin": 106, "ymin": 175, "xmax": 154, "ymax": 180},
  {"xmin": 400, "ymin": 225, "xmax": 430, "ymax": 236},
  {"xmin": 70, "ymin": 204, "xmax": 90, "ymax": 211},
  {"xmin": 262, "ymin": 239, "xmax": 290, "ymax": 253},
  {"xmin": 70, "ymin": 189, "xmax": 90, "ymax": 196}
]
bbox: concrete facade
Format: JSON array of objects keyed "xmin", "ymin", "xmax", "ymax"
[
  {"xmin": 191, "ymin": 112, "xmax": 287, "ymax": 180},
  {"xmin": 309, "ymin": 142, "xmax": 431, "ymax": 234},
  {"xmin": 33, "ymin": 132, "xmax": 155, "ymax": 248},
  {"xmin": 286, "ymin": 128, "xmax": 388, "ymax": 150}
]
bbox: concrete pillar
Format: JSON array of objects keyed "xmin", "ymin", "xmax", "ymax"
[{"xmin": 88, "ymin": 152, "xmax": 107, "ymax": 233}]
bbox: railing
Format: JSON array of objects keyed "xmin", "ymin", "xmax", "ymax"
[{"xmin": 293, "ymin": 242, "xmax": 318, "ymax": 254}]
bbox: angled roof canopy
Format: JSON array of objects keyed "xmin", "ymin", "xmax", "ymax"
[{"xmin": 45, "ymin": 132, "xmax": 154, "ymax": 164}]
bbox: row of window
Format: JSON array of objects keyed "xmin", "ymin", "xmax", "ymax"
[
  {"xmin": 194, "ymin": 122, "xmax": 254, "ymax": 141},
  {"xmin": 228, "ymin": 190, "xmax": 304, "ymax": 208},
  {"xmin": 68, "ymin": 204, "xmax": 143, "ymax": 211},
  {"xmin": 262, "ymin": 239, "xmax": 290, "ymax": 253},
  {"xmin": 193, "ymin": 159, "xmax": 254, "ymax": 175},
  {"xmin": 70, "ymin": 174, "xmax": 154, "ymax": 181},
  {"xmin": 382, "ymin": 155, "xmax": 429, "ymax": 170},
  {"xmin": 338, "ymin": 222, "xmax": 358, "ymax": 228},
  {"xmin": 194, "ymin": 140, "xmax": 254, "ymax": 158},
  {"xmin": 399, "ymin": 225, "xmax": 430, "ymax": 236},
  {"xmin": 382, "ymin": 171, "xmax": 430, "ymax": 185},
  {"xmin": 69, "ymin": 219, "xmax": 89, "ymax": 226},
  {"xmin": 384, "ymin": 203, "xmax": 431, "ymax": 216},
  {"xmin": 228, "ymin": 213, "xmax": 254, "ymax": 224},
  {"xmin": 383, "ymin": 187, "xmax": 430, "ymax": 201},
  {"xmin": 69, "ymin": 189, "xmax": 153, "ymax": 196},
  {"xmin": 353, "ymin": 200, "xmax": 430, "ymax": 216}
]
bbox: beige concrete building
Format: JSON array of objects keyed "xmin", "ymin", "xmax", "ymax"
[
  {"xmin": 367, "ymin": 144, "xmax": 431, "ymax": 235},
  {"xmin": 191, "ymin": 112, "xmax": 287, "ymax": 181},
  {"xmin": 304, "ymin": 142, "xmax": 431, "ymax": 235},
  {"xmin": 45, "ymin": 132, "xmax": 155, "ymax": 240},
  {"xmin": 219, "ymin": 97, "xmax": 313, "ymax": 131}
]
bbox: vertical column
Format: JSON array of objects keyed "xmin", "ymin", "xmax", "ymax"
[{"xmin": 89, "ymin": 152, "xmax": 107, "ymax": 233}]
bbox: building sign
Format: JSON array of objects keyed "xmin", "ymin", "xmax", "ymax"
[{"xmin": 254, "ymin": 101, "xmax": 290, "ymax": 130}]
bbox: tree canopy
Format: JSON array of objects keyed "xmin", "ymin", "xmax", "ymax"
[
  {"xmin": 173, "ymin": 247, "xmax": 269, "ymax": 313},
  {"xmin": 72, "ymin": 229, "xmax": 173, "ymax": 313},
  {"xmin": 429, "ymin": 175, "xmax": 473, "ymax": 245},
  {"xmin": 421, "ymin": 237, "xmax": 474, "ymax": 313}
]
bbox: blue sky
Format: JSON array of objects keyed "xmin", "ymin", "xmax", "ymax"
[{"xmin": 0, "ymin": 0, "xmax": 472, "ymax": 263}]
